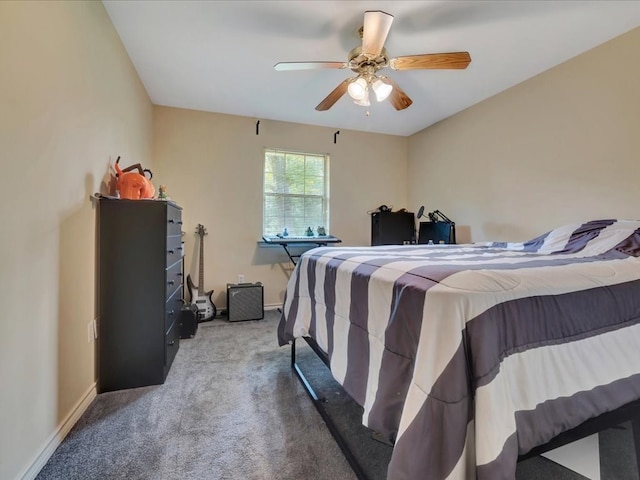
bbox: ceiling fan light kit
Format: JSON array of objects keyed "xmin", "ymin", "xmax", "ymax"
[
  {"xmin": 274, "ymin": 10, "xmax": 471, "ymax": 112},
  {"xmin": 371, "ymin": 77, "xmax": 392, "ymax": 102},
  {"xmin": 347, "ymin": 77, "xmax": 368, "ymax": 100},
  {"xmin": 347, "ymin": 75, "xmax": 392, "ymax": 105},
  {"xmin": 353, "ymin": 89, "xmax": 371, "ymax": 107}
]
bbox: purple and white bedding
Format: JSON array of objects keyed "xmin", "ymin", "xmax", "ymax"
[{"xmin": 277, "ymin": 219, "xmax": 640, "ymax": 480}]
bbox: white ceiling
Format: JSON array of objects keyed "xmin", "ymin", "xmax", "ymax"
[{"xmin": 102, "ymin": 1, "xmax": 640, "ymax": 137}]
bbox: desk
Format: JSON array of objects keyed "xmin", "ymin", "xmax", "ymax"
[{"xmin": 261, "ymin": 235, "xmax": 342, "ymax": 265}]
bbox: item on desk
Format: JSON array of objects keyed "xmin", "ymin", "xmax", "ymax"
[
  {"xmin": 305, "ymin": 226, "xmax": 314, "ymax": 236},
  {"xmin": 317, "ymin": 226, "xmax": 326, "ymax": 236},
  {"xmin": 282, "ymin": 227, "xmax": 289, "ymax": 237}
]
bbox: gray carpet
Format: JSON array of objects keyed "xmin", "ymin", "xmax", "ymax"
[{"xmin": 36, "ymin": 310, "xmax": 639, "ymax": 480}]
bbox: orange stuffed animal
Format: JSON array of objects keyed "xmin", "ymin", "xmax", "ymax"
[{"xmin": 114, "ymin": 157, "xmax": 155, "ymax": 200}]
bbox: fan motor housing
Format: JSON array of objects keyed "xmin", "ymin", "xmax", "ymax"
[{"xmin": 348, "ymin": 46, "xmax": 388, "ymax": 73}]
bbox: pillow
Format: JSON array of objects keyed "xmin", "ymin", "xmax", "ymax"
[{"xmin": 493, "ymin": 219, "xmax": 640, "ymax": 257}]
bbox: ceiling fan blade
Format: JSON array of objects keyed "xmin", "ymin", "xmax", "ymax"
[
  {"xmin": 390, "ymin": 52, "xmax": 471, "ymax": 70},
  {"xmin": 381, "ymin": 77, "xmax": 413, "ymax": 111},
  {"xmin": 361, "ymin": 10, "xmax": 394, "ymax": 56},
  {"xmin": 315, "ymin": 79, "xmax": 351, "ymax": 111},
  {"xmin": 274, "ymin": 61, "xmax": 347, "ymax": 71}
]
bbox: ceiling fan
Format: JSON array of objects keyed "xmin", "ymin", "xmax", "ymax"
[{"xmin": 274, "ymin": 10, "xmax": 471, "ymax": 112}]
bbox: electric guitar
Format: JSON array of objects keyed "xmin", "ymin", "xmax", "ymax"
[{"xmin": 187, "ymin": 224, "xmax": 217, "ymax": 322}]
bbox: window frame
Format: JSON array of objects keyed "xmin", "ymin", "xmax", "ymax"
[{"xmin": 262, "ymin": 148, "xmax": 330, "ymax": 237}]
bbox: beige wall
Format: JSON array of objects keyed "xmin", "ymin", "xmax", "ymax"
[
  {"xmin": 408, "ymin": 26, "xmax": 640, "ymax": 243},
  {"xmin": 152, "ymin": 107, "xmax": 408, "ymax": 308},
  {"xmin": 0, "ymin": 2, "xmax": 153, "ymax": 479},
  {"xmin": 3, "ymin": 2, "xmax": 638, "ymax": 478}
]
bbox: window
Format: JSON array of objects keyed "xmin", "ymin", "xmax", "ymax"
[{"xmin": 263, "ymin": 148, "xmax": 329, "ymax": 237}]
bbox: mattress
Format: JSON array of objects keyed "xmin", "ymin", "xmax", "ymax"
[{"xmin": 278, "ymin": 219, "xmax": 640, "ymax": 479}]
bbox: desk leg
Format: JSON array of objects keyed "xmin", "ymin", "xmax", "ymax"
[
  {"xmin": 282, "ymin": 244, "xmax": 295, "ymax": 265},
  {"xmin": 279, "ymin": 240, "xmax": 334, "ymax": 267}
]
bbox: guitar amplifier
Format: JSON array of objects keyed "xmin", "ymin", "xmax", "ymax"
[
  {"xmin": 180, "ymin": 303, "xmax": 199, "ymax": 339},
  {"xmin": 227, "ymin": 282, "xmax": 264, "ymax": 322}
]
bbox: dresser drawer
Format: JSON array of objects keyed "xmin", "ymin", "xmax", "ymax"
[
  {"xmin": 166, "ymin": 287, "xmax": 183, "ymax": 332},
  {"xmin": 167, "ymin": 204, "xmax": 182, "ymax": 236},
  {"xmin": 165, "ymin": 319, "xmax": 180, "ymax": 372},
  {"xmin": 166, "ymin": 235, "xmax": 183, "ymax": 267},
  {"xmin": 166, "ymin": 260, "xmax": 183, "ymax": 299}
]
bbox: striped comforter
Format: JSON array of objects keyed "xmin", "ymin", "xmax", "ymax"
[{"xmin": 277, "ymin": 219, "xmax": 640, "ymax": 480}]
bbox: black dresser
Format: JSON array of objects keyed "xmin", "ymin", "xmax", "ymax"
[{"xmin": 97, "ymin": 198, "xmax": 183, "ymax": 393}]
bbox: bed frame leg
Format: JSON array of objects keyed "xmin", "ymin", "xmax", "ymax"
[
  {"xmin": 632, "ymin": 416, "xmax": 640, "ymax": 476},
  {"xmin": 290, "ymin": 338, "xmax": 370, "ymax": 480}
]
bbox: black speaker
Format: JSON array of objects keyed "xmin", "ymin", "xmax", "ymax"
[
  {"xmin": 371, "ymin": 211, "xmax": 415, "ymax": 246},
  {"xmin": 227, "ymin": 282, "xmax": 264, "ymax": 322},
  {"xmin": 180, "ymin": 304, "xmax": 199, "ymax": 339},
  {"xmin": 418, "ymin": 221, "xmax": 455, "ymax": 244}
]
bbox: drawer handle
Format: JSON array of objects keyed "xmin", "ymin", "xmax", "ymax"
[
  {"xmin": 168, "ymin": 280, "xmax": 175, "ymax": 286},
  {"xmin": 168, "ymin": 310, "xmax": 175, "ymax": 316},
  {"xmin": 168, "ymin": 340, "xmax": 175, "ymax": 346},
  {"xmin": 168, "ymin": 249, "xmax": 175, "ymax": 254},
  {"xmin": 177, "ymin": 272, "xmax": 184, "ymax": 277}
]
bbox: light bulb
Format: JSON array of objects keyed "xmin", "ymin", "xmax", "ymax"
[
  {"xmin": 372, "ymin": 77, "xmax": 393, "ymax": 102},
  {"xmin": 353, "ymin": 88, "xmax": 370, "ymax": 107},
  {"xmin": 347, "ymin": 77, "xmax": 368, "ymax": 101}
]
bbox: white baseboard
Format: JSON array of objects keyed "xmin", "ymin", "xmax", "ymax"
[
  {"xmin": 264, "ymin": 303, "xmax": 283, "ymax": 311},
  {"xmin": 19, "ymin": 383, "xmax": 97, "ymax": 480}
]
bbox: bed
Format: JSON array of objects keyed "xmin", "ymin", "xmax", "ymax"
[{"xmin": 277, "ymin": 219, "xmax": 640, "ymax": 480}]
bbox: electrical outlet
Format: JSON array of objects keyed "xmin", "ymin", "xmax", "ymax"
[
  {"xmin": 238, "ymin": 274, "xmax": 245, "ymax": 283},
  {"xmin": 87, "ymin": 321, "xmax": 93, "ymax": 343},
  {"xmin": 88, "ymin": 319, "xmax": 98, "ymax": 343}
]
